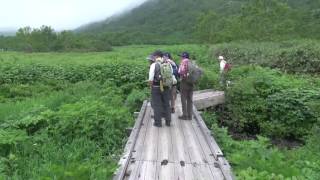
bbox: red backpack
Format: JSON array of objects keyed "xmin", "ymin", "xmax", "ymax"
[{"xmin": 224, "ymin": 62, "xmax": 232, "ymax": 72}]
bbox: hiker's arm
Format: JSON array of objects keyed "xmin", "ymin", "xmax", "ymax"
[{"xmin": 148, "ymin": 63, "xmax": 155, "ymax": 88}]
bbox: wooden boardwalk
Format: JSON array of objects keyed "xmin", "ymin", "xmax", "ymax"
[{"xmin": 114, "ymin": 90, "xmax": 233, "ymax": 180}]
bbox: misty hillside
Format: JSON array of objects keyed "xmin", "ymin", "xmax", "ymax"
[
  {"xmin": 78, "ymin": 0, "xmax": 245, "ymax": 44},
  {"xmin": 78, "ymin": 0, "xmax": 319, "ymax": 44}
]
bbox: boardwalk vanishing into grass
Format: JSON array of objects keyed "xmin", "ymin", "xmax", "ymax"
[{"xmin": 114, "ymin": 90, "xmax": 233, "ymax": 180}]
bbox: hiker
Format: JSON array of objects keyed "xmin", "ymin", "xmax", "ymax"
[
  {"xmin": 148, "ymin": 50, "xmax": 172, "ymax": 127},
  {"xmin": 178, "ymin": 52, "xmax": 193, "ymax": 120},
  {"xmin": 163, "ymin": 52, "xmax": 179, "ymax": 113},
  {"xmin": 218, "ymin": 55, "xmax": 229, "ymax": 87}
]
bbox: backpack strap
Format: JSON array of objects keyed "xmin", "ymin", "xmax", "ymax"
[{"xmin": 153, "ymin": 62, "xmax": 161, "ymax": 85}]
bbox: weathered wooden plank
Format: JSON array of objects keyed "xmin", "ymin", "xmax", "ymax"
[
  {"xmin": 194, "ymin": 163, "xmax": 219, "ymax": 180},
  {"xmin": 113, "ymin": 100, "xmax": 148, "ymax": 180},
  {"xmin": 157, "ymin": 120, "xmax": 173, "ymax": 163},
  {"xmin": 193, "ymin": 105, "xmax": 224, "ymax": 159},
  {"xmin": 117, "ymin": 90, "xmax": 234, "ymax": 180},
  {"xmin": 193, "ymin": 90, "xmax": 225, "ymax": 110},
  {"xmin": 189, "ymin": 119, "xmax": 216, "ymax": 164},
  {"xmin": 183, "ymin": 163, "xmax": 196, "ymax": 180},
  {"xmin": 171, "ymin": 110, "xmax": 192, "ymax": 164},
  {"xmin": 144, "ymin": 161, "xmax": 157, "ymax": 180},
  {"xmin": 157, "ymin": 161, "xmax": 174, "ymax": 180},
  {"xmin": 189, "ymin": 118, "xmax": 226, "ymax": 179},
  {"xmin": 193, "ymin": 105, "xmax": 234, "ymax": 180},
  {"xmin": 180, "ymin": 119, "xmax": 207, "ymax": 164},
  {"xmin": 169, "ymin": 114, "xmax": 187, "ymax": 179},
  {"xmin": 126, "ymin": 105, "xmax": 152, "ymax": 180},
  {"xmin": 142, "ymin": 114, "xmax": 159, "ymax": 161},
  {"xmin": 135, "ymin": 162, "xmax": 148, "ymax": 180}
]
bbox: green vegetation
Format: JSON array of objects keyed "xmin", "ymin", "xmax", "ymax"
[
  {"xmin": 210, "ymin": 40, "xmax": 320, "ymax": 74},
  {"xmin": 80, "ymin": 0, "xmax": 320, "ymax": 45},
  {"xmin": 195, "ymin": 0, "xmax": 320, "ymax": 43},
  {"xmin": 203, "ymin": 113, "xmax": 320, "ymax": 179},
  {"xmin": 198, "ymin": 41, "xmax": 320, "ymax": 179},
  {"xmin": 0, "ymin": 45, "xmax": 211, "ymax": 179},
  {"xmin": 1, "ymin": 0, "xmax": 319, "ymax": 179},
  {"xmin": 0, "ymin": 26, "xmax": 112, "ymax": 52},
  {"xmin": 1, "ymin": 42, "xmax": 319, "ymax": 179}
]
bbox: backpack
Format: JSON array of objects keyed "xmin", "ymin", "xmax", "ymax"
[
  {"xmin": 186, "ymin": 61, "xmax": 203, "ymax": 84},
  {"xmin": 171, "ymin": 64, "xmax": 179, "ymax": 80},
  {"xmin": 159, "ymin": 62, "xmax": 173, "ymax": 87},
  {"xmin": 224, "ymin": 62, "xmax": 231, "ymax": 72}
]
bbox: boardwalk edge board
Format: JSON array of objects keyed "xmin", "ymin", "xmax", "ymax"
[
  {"xmin": 192, "ymin": 105, "xmax": 234, "ymax": 180},
  {"xmin": 113, "ymin": 100, "xmax": 148, "ymax": 180}
]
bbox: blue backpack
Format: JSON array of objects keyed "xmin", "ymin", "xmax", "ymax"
[{"xmin": 172, "ymin": 64, "xmax": 179, "ymax": 79}]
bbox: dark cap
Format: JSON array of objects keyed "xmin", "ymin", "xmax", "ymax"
[
  {"xmin": 146, "ymin": 55, "xmax": 155, "ymax": 61},
  {"xmin": 163, "ymin": 52, "xmax": 172, "ymax": 59},
  {"xmin": 179, "ymin": 52, "xmax": 189, "ymax": 58},
  {"xmin": 152, "ymin": 50, "xmax": 163, "ymax": 57}
]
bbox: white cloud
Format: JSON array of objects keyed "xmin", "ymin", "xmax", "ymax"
[{"xmin": 0, "ymin": 0, "xmax": 147, "ymax": 30}]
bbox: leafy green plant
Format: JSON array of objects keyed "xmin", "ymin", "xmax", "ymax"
[
  {"xmin": 125, "ymin": 89, "xmax": 149, "ymax": 112},
  {"xmin": 203, "ymin": 111, "xmax": 320, "ymax": 179}
]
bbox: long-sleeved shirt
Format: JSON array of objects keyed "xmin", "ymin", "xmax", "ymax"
[
  {"xmin": 178, "ymin": 58, "xmax": 189, "ymax": 78},
  {"xmin": 148, "ymin": 62, "xmax": 157, "ymax": 82}
]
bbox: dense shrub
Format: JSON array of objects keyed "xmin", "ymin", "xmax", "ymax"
[
  {"xmin": 224, "ymin": 66, "xmax": 320, "ymax": 139},
  {"xmin": 211, "ymin": 40, "xmax": 320, "ymax": 74},
  {"xmin": 202, "ymin": 112, "xmax": 320, "ymax": 179},
  {"xmin": 0, "ymin": 82, "xmax": 133, "ymax": 179},
  {"xmin": 0, "ymin": 63, "xmax": 147, "ymax": 89},
  {"xmin": 265, "ymin": 89, "xmax": 320, "ymax": 138},
  {"xmin": 125, "ymin": 89, "xmax": 149, "ymax": 112}
]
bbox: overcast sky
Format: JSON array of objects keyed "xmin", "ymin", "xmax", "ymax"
[{"xmin": 0, "ymin": 0, "xmax": 148, "ymax": 31}]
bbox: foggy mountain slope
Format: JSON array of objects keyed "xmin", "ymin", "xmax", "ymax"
[
  {"xmin": 77, "ymin": 0, "xmax": 320, "ymax": 44},
  {"xmin": 77, "ymin": 0, "xmax": 245, "ymax": 43}
]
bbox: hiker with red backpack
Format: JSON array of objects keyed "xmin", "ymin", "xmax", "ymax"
[
  {"xmin": 178, "ymin": 52, "xmax": 194, "ymax": 120},
  {"xmin": 218, "ymin": 55, "xmax": 231, "ymax": 87},
  {"xmin": 163, "ymin": 52, "xmax": 179, "ymax": 113},
  {"xmin": 148, "ymin": 50, "xmax": 173, "ymax": 127}
]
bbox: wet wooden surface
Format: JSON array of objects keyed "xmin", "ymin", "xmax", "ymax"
[{"xmin": 114, "ymin": 90, "xmax": 232, "ymax": 180}]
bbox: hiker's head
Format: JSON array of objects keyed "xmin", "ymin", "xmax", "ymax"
[
  {"xmin": 163, "ymin": 52, "xmax": 172, "ymax": 60},
  {"xmin": 218, "ymin": 55, "xmax": 224, "ymax": 61},
  {"xmin": 153, "ymin": 50, "xmax": 163, "ymax": 58},
  {"xmin": 146, "ymin": 55, "xmax": 155, "ymax": 63},
  {"xmin": 179, "ymin": 52, "xmax": 189, "ymax": 59}
]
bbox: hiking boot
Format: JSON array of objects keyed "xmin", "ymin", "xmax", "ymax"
[
  {"xmin": 165, "ymin": 121, "xmax": 171, "ymax": 127},
  {"xmin": 171, "ymin": 108, "xmax": 175, "ymax": 114},
  {"xmin": 178, "ymin": 115, "xmax": 188, "ymax": 120},
  {"xmin": 153, "ymin": 122, "xmax": 162, "ymax": 127}
]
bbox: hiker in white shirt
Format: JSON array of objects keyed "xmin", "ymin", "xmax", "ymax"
[
  {"xmin": 219, "ymin": 55, "xmax": 227, "ymax": 86},
  {"xmin": 148, "ymin": 50, "xmax": 172, "ymax": 127}
]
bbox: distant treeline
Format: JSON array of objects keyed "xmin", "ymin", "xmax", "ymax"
[{"xmin": 0, "ymin": 26, "xmax": 112, "ymax": 52}]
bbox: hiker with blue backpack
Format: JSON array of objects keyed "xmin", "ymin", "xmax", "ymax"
[
  {"xmin": 148, "ymin": 50, "xmax": 174, "ymax": 127},
  {"xmin": 163, "ymin": 52, "xmax": 179, "ymax": 113}
]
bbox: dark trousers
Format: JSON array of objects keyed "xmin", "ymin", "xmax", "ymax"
[
  {"xmin": 180, "ymin": 80, "xmax": 193, "ymax": 118},
  {"xmin": 151, "ymin": 86, "xmax": 171, "ymax": 125}
]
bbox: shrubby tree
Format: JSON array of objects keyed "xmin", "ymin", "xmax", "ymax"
[{"xmin": 0, "ymin": 26, "xmax": 112, "ymax": 52}]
